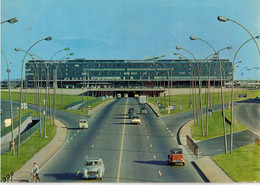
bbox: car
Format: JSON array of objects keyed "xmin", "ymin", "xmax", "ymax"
[
  {"xmin": 82, "ymin": 157, "xmax": 105, "ymax": 180},
  {"xmin": 255, "ymin": 97, "xmax": 260, "ymax": 101},
  {"xmin": 131, "ymin": 115, "xmax": 141, "ymax": 125},
  {"xmin": 79, "ymin": 119, "xmax": 88, "ymax": 129},
  {"xmin": 140, "ymin": 108, "xmax": 147, "ymax": 115},
  {"xmin": 167, "ymin": 148, "xmax": 185, "ymax": 166},
  {"xmin": 128, "ymin": 108, "xmax": 135, "ymax": 118}
]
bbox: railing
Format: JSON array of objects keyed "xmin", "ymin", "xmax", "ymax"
[
  {"xmin": 186, "ymin": 135, "xmax": 199, "ymax": 157},
  {"xmin": 1, "ymin": 112, "xmax": 30, "ymax": 137}
]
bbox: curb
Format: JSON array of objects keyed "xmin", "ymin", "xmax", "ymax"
[
  {"xmin": 146, "ymin": 102, "xmax": 160, "ymax": 117},
  {"xmin": 88, "ymin": 99, "xmax": 115, "ymax": 117},
  {"xmin": 39, "ymin": 118, "xmax": 68, "ymax": 170}
]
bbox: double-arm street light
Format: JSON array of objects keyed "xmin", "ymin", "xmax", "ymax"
[
  {"xmin": 189, "ymin": 36, "xmax": 228, "ymax": 154},
  {"xmin": 217, "ymin": 16, "xmax": 260, "ymax": 54},
  {"xmin": 16, "ymin": 36, "xmax": 52, "ymax": 156},
  {"xmin": 1, "ymin": 17, "xmax": 18, "ymax": 24}
]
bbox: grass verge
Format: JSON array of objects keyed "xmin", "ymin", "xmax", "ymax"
[
  {"xmin": 212, "ymin": 143, "xmax": 260, "ymax": 182},
  {"xmin": 1, "ymin": 119, "xmax": 56, "ymax": 179},
  {"xmin": 192, "ymin": 110, "xmax": 247, "ymax": 141}
]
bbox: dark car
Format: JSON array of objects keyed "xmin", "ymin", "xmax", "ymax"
[
  {"xmin": 140, "ymin": 108, "xmax": 147, "ymax": 115},
  {"xmin": 128, "ymin": 108, "xmax": 135, "ymax": 118},
  {"xmin": 255, "ymin": 97, "xmax": 260, "ymax": 101}
]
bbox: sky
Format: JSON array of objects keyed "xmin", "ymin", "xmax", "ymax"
[{"xmin": 1, "ymin": 0, "xmax": 260, "ymax": 81}]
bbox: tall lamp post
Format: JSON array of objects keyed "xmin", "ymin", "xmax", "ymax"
[
  {"xmin": 16, "ymin": 36, "xmax": 52, "ymax": 156},
  {"xmin": 176, "ymin": 46, "xmax": 204, "ymax": 136},
  {"xmin": 174, "ymin": 53, "xmax": 197, "ymax": 126},
  {"xmin": 230, "ymin": 35, "xmax": 260, "ymax": 153},
  {"xmin": 1, "ymin": 50, "xmax": 15, "ymax": 156},
  {"xmin": 1, "ymin": 17, "xmax": 18, "ymax": 156},
  {"xmin": 217, "ymin": 16, "xmax": 260, "ymax": 54},
  {"xmin": 190, "ymin": 36, "xmax": 228, "ymax": 153}
]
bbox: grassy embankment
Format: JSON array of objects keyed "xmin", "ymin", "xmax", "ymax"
[
  {"xmin": 1, "ymin": 109, "xmax": 56, "ymax": 179},
  {"xmin": 148, "ymin": 89, "xmax": 260, "ymax": 115},
  {"xmin": 212, "ymin": 143, "xmax": 260, "ymax": 182}
]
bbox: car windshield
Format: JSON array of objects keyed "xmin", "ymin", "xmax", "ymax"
[
  {"xmin": 85, "ymin": 161, "xmax": 100, "ymax": 166},
  {"xmin": 80, "ymin": 120, "xmax": 87, "ymax": 123}
]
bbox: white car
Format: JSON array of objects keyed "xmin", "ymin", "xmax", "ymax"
[
  {"xmin": 130, "ymin": 116, "xmax": 141, "ymax": 125},
  {"xmin": 79, "ymin": 119, "xmax": 88, "ymax": 129},
  {"xmin": 82, "ymin": 157, "xmax": 105, "ymax": 180}
]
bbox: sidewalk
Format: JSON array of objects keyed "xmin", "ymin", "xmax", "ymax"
[
  {"xmin": 12, "ymin": 119, "xmax": 68, "ymax": 182},
  {"xmin": 179, "ymin": 120, "xmax": 233, "ymax": 183}
]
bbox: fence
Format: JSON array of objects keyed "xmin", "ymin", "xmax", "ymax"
[
  {"xmin": 64, "ymin": 100, "xmax": 84, "ymax": 110},
  {"xmin": 186, "ymin": 135, "xmax": 199, "ymax": 157},
  {"xmin": 1, "ymin": 112, "xmax": 30, "ymax": 137},
  {"xmin": 77, "ymin": 99, "xmax": 100, "ymax": 110}
]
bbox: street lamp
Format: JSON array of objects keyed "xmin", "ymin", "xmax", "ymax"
[
  {"xmin": 1, "ymin": 17, "xmax": 18, "ymax": 24},
  {"xmin": 15, "ymin": 36, "xmax": 52, "ymax": 156},
  {"xmin": 176, "ymin": 46, "xmax": 204, "ymax": 136},
  {"xmin": 174, "ymin": 53, "xmax": 197, "ymax": 126},
  {"xmin": 1, "ymin": 50, "xmax": 15, "ymax": 156},
  {"xmin": 230, "ymin": 35, "xmax": 260, "ymax": 153},
  {"xmin": 189, "ymin": 36, "xmax": 228, "ymax": 153},
  {"xmin": 61, "ymin": 53, "xmax": 74, "ymax": 60},
  {"xmin": 217, "ymin": 16, "xmax": 260, "ymax": 54}
]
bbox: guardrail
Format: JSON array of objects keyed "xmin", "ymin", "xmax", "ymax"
[
  {"xmin": 64, "ymin": 100, "xmax": 84, "ymax": 110},
  {"xmin": 1, "ymin": 112, "xmax": 30, "ymax": 137},
  {"xmin": 186, "ymin": 135, "xmax": 199, "ymax": 157}
]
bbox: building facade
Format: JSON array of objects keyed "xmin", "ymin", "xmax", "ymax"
[{"xmin": 25, "ymin": 59, "xmax": 233, "ymax": 89}]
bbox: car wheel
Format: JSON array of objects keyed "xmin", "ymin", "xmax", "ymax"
[{"xmin": 183, "ymin": 162, "xmax": 185, "ymax": 166}]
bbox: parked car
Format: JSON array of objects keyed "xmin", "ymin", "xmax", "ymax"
[
  {"xmin": 255, "ymin": 96, "xmax": 260, "ymax": 101},
  {"xmin": 167, "ymin": 148, "xmax": 185, "ymax": 166},
  {"xmin": 82, "ymin": 157, "xmax": 105, "ymax": 179},
  {"xmin": 79, "ymin": 119, "xmax": 88, "ymax": 129},
  {"xmin": 131, "ymin": 115, "xmax": 141, "ymax": 125},
  {"xmin": 140, "ymin": 108, "xmax": 147, "ymax": 115},
  {"xmin": 128, "ymin": 108, "xmax": 135, "ymax": 119}
]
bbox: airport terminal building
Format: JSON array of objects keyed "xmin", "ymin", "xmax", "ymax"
[{"xmin": 25, "ymin": 58, "xmax": 233, "ymax": 90}]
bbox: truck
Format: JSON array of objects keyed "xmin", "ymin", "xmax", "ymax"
[
  {"xmin": 139, "ymin": 95, "xmax": 147, "ymax": 104},
  {"xmin": 117, "ymin": 93, "xmax": 121, "ymax": 99}
]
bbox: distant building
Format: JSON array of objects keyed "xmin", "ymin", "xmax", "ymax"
[{"xmin": 25, "ymin": 59, "xmax": 232, "ymax": 89}]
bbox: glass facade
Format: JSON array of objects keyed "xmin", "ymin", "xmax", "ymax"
[{"xmin": 25, "ymin": 59, "xmax": 232, "ymax": 88}]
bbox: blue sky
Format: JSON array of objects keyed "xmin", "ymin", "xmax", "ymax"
[{"xmin": 1, "ymin": 0, "xmax": 260, "ymax": 80}]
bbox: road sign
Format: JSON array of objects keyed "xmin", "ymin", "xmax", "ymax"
[{"xmin": 172, "ymin": 105, "xmax": 176, "ymax": 109}]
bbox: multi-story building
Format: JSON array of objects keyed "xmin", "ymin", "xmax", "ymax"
[{"xmin": 25, "ymin": 58, "xmax": 232, "ymax": 95}]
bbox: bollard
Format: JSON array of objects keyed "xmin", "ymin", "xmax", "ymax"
[
  {"xmin": 10, "ymin": 171, "xmax": 14, "ymax": 182},
  {"xmin": 6, "ymin": 174, "xmax": 10, "ymax": 182},
  {"xmin": 2, "ymin": 177, "xmax": 6, "ymax": 182}
]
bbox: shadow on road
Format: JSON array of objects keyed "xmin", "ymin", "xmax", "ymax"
[
  {"xmin": 43, "ymin": 172, "xmax": 80, "ymax": 180},
  {"xmin": 133, "ymin": 160, "xmax": 168, "ymax": 166},
  {"xmin": 235, "ymin": 99, "xmax": 260, "ymax": 104}
]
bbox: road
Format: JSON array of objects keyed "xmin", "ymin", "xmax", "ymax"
[{"xmin": 39, "ymin": 98, "xmax": 204, "ymax": 182}]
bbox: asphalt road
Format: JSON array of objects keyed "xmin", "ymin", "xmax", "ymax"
[{"xmin": 39, "ymin": 98, "xmax": 204, "ymax": 182}]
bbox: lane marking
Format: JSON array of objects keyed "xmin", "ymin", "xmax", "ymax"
[
  {"xmin": 158, "ymin": 170, "xmax": 162, "ymax": 176},
  {"xmin": 150, "ymin": 144, "xmax": 153, "ymax": 148},
  {"xmin": 70, "ymin": 137, "xmax": 73, "ymax": 140},
  {"xmin": 166, "ymin": 127, "xmax": 169, "ymax": 130},
  {"xmin": 96, "ymin": 136, "xmax": 99, "ymax": 139},
  {"xmin": 76, "ymin": 171, "xmax": 80, "ymax": 175},
  {"xmin": 168, "ymin": 130, "xmax": 171, "ymax": 133},
  {"xmin": 85, "ymin": 155, "xmax": 88, "ymax": 159},
  {"xmin": 67, "ymin": 141, "xmax": 70, "ymax": 143},
  {"xmin": 74, "ymin": 133, "xmax": 76, "ymax": 136},
  {"xmin": 91, "ymin": 144, "xmax": 94, "ymax": 148},
  {"xmin": 100, "ymin": 129, "xmax": 103, "ymax": 132},
  {"xmin": 153, "ymin": 155, "xmax": 157, "ymax": 159},
  {"xmin": 117, "ymin": 98, "xmax": 128, "ymax": 182},
  {"xmin": 171, "ymin": 134, "xmax": 174, "ymax": 136},
  {"xmin": 147, "ymin": 136, "xmax": 150, "ymax": 139},
  {"xmin": 77, "ymin": 130, "xmax": 79, "ymax": 133},
  {"xmin": 145, "ymin": 129, "xmax": 148, "ymax": 132}
]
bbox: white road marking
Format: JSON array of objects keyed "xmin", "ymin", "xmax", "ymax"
[
  {"xmin": 166, "ymin": 127, "xmax": 169, "ymax": 130},
  {"xmin": 70, "ymin": 137, "xmax": 73, "ymax": 140},
  {"xmin": 96, "ymin": 136, "xmax": 99, "ymax": 139},
  {"xmin": 67, "ymin": 141, "xmax": 70, "ymax": 143},
  {"xmin": 85, "ymin": 155, "xmax": 88, "ymax": 159},
  {"xmin": 77, "ymin": 130, "xmax": 79, "ymax": 133},
  {"xmin": 164, "ymin": 125, "xmax": 167, "ymax": 127},
  {"xmin": 147, "ymin": 136, "xmax": 150, "ymax": 139},
  {"xmin": 100, "ymin": 129, "xmax": 102, "ymax": 132},
  {"xmin": 153, "ymin": 155, "xmax": 157, "ymax": 159},
  {"xmin": 150, "ymin": 144, "xmax": 152, "ymax": 148},
  {"xmin": 158, "ymin": 170, "xmax": 162, "ymax": 176},
  {"xmin": 91, "ymin": 144, "xmax": 95, "ymax": 148},
  {"xmin": 174, "ymin": 137, "xmax": 176, "ymax": 140},
  {"xmin": 171, "ymin": 134, "xmax": 174, "ymax": 136},
  {"xmin": 168, "ymin": 130, "xmax": 171, "ymax": 133},
  {"xmin": 145, "ymin": 129, "xmax": 147, "ymax": 132},
  {"xmin": 74, "ymin": 133, "xmax": 76, "ymax": 136}
]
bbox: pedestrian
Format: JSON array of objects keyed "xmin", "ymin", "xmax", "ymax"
[{"xmin": 31, "ymin": 162, "xmax": 40, "ymax": 182}]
